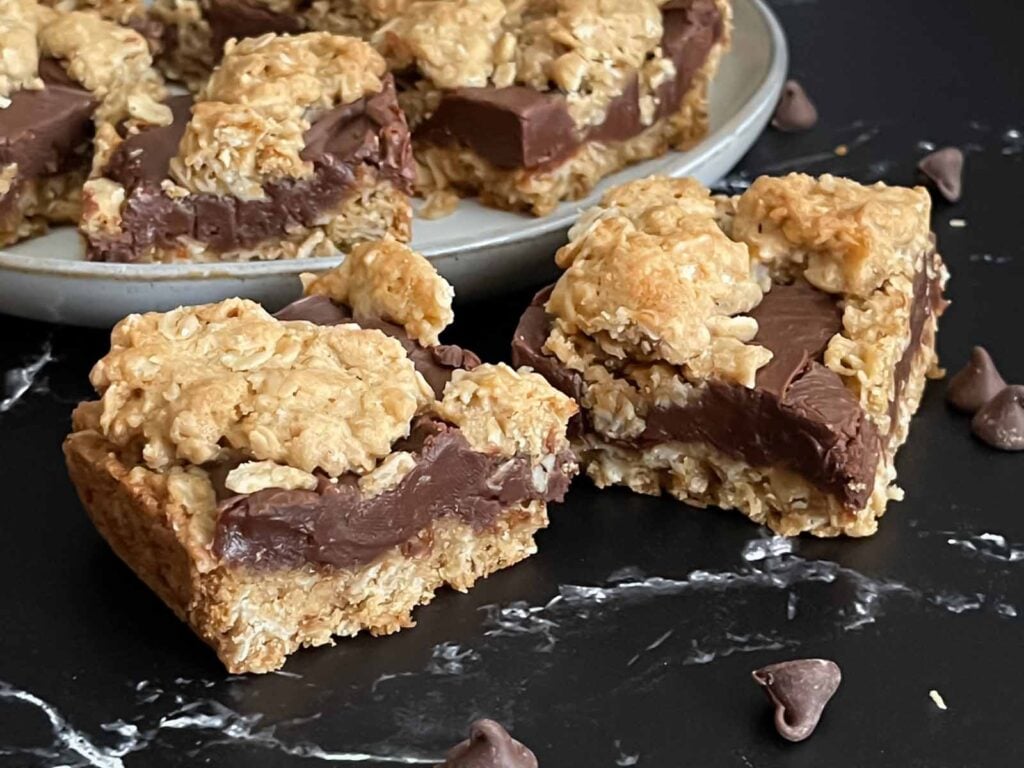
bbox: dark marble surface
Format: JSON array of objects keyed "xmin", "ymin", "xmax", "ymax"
[{"xmin": 1, "ymin": 0, "xmax": 1022, "ymax": 765}]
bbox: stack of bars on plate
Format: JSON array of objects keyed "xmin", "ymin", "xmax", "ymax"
[
  {"xmin": 1, "ymin": 0, "xmax": 734, "ymax": 262},
  {"xmin": 152, "ymin": 0, "xmax": 732, "ymax": 214}
]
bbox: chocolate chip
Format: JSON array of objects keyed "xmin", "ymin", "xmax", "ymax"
[
  {"xmin": 971, "ymin": 385, "xmax": 1024, "ymax": 451},
  {"xmin": 947, "ymin": 346, "xmax": 1007, "ymax": 413},
  {"xmin": 918, "ymin": 147, "xmax": 964, "ymax": 203},
  {"xmin": 440, "ymin": 719, "xmax": 538, "ymax": 768},
  {"xmin": 771, "ymin": 80, "xmax": 818, "ymax": 132},
  {"xmin": 752, "ymin": 658, "xmax": 841, "ymax": 742}
]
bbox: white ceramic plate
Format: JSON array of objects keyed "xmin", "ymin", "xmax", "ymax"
[{"xmin": 0, "ymin": 0, "xmax": 787, "ymax": 327}]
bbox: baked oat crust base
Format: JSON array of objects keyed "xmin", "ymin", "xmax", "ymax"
[
  {"xmin": 64, "ymin": 427, "xmax": 547, "ymax": 673},
  {"xmin": 0, "ymin": 170, "xmax": 86, "ymax": 247}
]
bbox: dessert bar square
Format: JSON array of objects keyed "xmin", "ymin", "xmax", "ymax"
[
  {"xmin": 388, "ymin": 0, "xmax": 732, "ymax": 215},
  {"xmin": 64, "ymin": 239, "xmax": 578, "ymax": 672},
  {"xmin": 0, "ymin": 1, "xmax": 168, "ymax": 245},
  {"xmin": 513, "ymin": 173, "xmax": 949, "ymax": 536},
  {"xmin": 80, "ymin": 31, "xmax": 414, "ymax": 262}
]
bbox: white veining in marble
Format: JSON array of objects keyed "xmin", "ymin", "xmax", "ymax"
[
  {"xmin": 426, "ymin": 642, "xmax": 481, "ymax": 676},
  {"xmin": 945, "ymin": 532, "xmax": 1024, "ymax": 563},
  {"xmin": 478, "ymin": 541, "xmax": 1017, "ymax": 658},
  {"xmin": 0, "ymin": 680, "xmax": 131, "ymax": 768},
  {"xmin": 968, "ymin": 252, "xmax": 1013, "ymax": 265},
  {"xmin": 613, "ymin": 739, "xmax": 640, "ymax": 766},
  {"xmin": 0, "ymin": 678, "xmax": 439, "ymax": 766},
  {"xmin": 1002, "ymin": 127, "xmax": 1023, "ymax": 155},
  {"xmin": 741, "ymin": 536, "xmax": 794, "ymax": 562},
  {"xmin": 0, "ymin": 340, "xmax": 53, "ymax": 414},
  {"xmin": 681, "ymin": 633, "xmax": 793, "ymax": 666},
  {"xmin": 786, "ymin": 592, "xmax": 799, "ymax": 620}
]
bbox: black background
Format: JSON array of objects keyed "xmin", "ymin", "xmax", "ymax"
[{"xmin": 1, "ymin": 0, "xmax": 1022, "ymax": 765}]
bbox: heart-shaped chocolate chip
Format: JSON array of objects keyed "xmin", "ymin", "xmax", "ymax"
[{"xmin": 752, "ymin": 658, "xmax": 842, "ymax": 742}]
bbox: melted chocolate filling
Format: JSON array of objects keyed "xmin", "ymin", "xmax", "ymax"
[
  {"xmin": 513, "ymin": 267, "xmax": 944, "ymax": 508},
  {"xmin": 890, "ymin": 261, "xmax": 947, "ymax": 438},
  {"xmin": 212, "ymin": 296, "xmax": 571, "ymax": 570},
  {"xmin": 89, "ymin": 76, "xmax": 414, "ymax": 261},
  {"xmin": 215, "ymin": 419, "xmax": 574, "ymax": 569},
  {"xmin": 206, "ymin": 0, "xmax": 303, "ymax": 58},
  {"xmin": 0, "ymin": 59, "xmax": 96, "ymax": 215},
  {"xmin": 414, "ymin": 0, "xmax": 723, "ymax": 170}
]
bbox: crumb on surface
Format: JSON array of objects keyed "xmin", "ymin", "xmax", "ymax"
[{"xmin": 929, "ymin": 689, "xmax": 948, "ymax": 710}]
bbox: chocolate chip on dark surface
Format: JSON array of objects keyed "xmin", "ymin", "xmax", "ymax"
[
  {"xmin": 752, "ymin": 658, "xmax": 842, "ymax": 742},
  {"xmin": 918, "ymin": 147, "xmax": 964, "ymax": 203},
  {"xmin": 440, "ymin": 720, "xmax": 538, "ymax": 768},
  {"xmin": 971, "ymin": 385, "xmax": 1024, "ymax": 451},
  {"xmin": 947, "ymin": 346, "xmax": 1007, "ymax": 413},
  {"xmin": 771, "ymin": 80, "xmax": 818, "ymax": 132}
]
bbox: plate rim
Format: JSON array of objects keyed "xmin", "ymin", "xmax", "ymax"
[{"xmin": 0, "ymin": 0, "xmax": 787, "ymax": 283}]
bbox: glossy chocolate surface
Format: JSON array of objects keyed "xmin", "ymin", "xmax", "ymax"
[
  {"xmin": 215, "ymin": 419, "xmax": 574, "ymax": 569},
  {"xmin": 0, "ymin": 58, "xmax": 96, "ymax": 211}
]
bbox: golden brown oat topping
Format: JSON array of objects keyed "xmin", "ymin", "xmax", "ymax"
[
  {"xmin": 375, "ymin": 0, "xmax": 671, "ymax": 127},
  {"xmin": 89, "ymin": 298, "xmax": 433, "ymax": 477},
  {"xmin": 201, "ymin": 32, "xmax": 386, "ymax": 109},
  {"xmin": 435, "ymin": 363, "xmax": 578, "ymax": 457},
  {"xmin": 824, "ymin": 275, "xmax": 915, "ymax": 435},
  {"xmin": 224, "ymin": 460, "xmax": 319, "ymax": 493},
  {"xmin": 546, "ymin": 176, "xmax": 770, "ymax": 387},
  {"xmin": 373, "ymin": 0, "xmax": 507, "ymax": 89},
  {"xmin": 0, "ymin": 0, "xmax": 42, "ymax": 99},
  {"xmin": 246, "ymin": 0, "xmax": 412, "ymax": 28},
  {"xmin": 38, "ymin": 9, "xmax": 168, "ymax": 123},
  {"xmin": 302, "ymin": 237, "xmax": 454, "ymax": 346},
  {"xmin": 40, "ymin": 0, "xmax": 143, "ymax": 23},
  {"xmin": 515, "ymin": 0, "xmax": 665, "ymax": 127},
  {"xmin": 0, "ymin": 164, "xmax": 19, "ymax": 196},
  {"xmin": 172, "ymin": 102, "xmax": 313, "ymax": 201},
  {"xmin": 732, "ymin": 173, "xmax": 933, "ymax": 298}
]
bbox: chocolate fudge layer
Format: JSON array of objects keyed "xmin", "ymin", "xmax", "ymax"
[
  {"xmin": 88, "ymin": 76, "xmax": 414, "ymax": 262},
  {"xmin": 414, "ymin": 0, "xmax": 723, "ymax": 170},
  {"xmin": 0, "ymin": 59, "xmax": 97, "ymax": 217},
  {"xmin": 210, "ymin": 293, "xmax": 571, "ymax": 571},
  {"xmin": 514, "ymin": 268, "xmax": 942, "ymax": 508},
  {"xmin": 205, "ymin": 0, "xmax": 301, "ymax": 57},
  {"xmin": 890, "ymin": 263, "xmax": 947, "ymax": 440},
  {"xmin": 216, "ymin": 417, "xmax": 574, "ymax": 569}
]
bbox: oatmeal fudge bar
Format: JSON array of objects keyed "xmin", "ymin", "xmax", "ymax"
[
  {"xmin": 0, "ymin": 0, "xmax": 168, "ymax": 245},
  {"xmin": 81, "ymin": 32, "xmax": 414, "ymax": 263},
  {"xmin": 513, "ymin": 174, "xmax": 949, "ymax": 537},
  {"xmin": 150, "ymin": 0, "xmax": 409, "ymax": 89},
  {"xmin": 64, "ymin": 240, "xmax": 578, "ymax": 673},
  {"xmin": 379, "ymin": 0, "xmax": 731, "ymax": 215}
]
